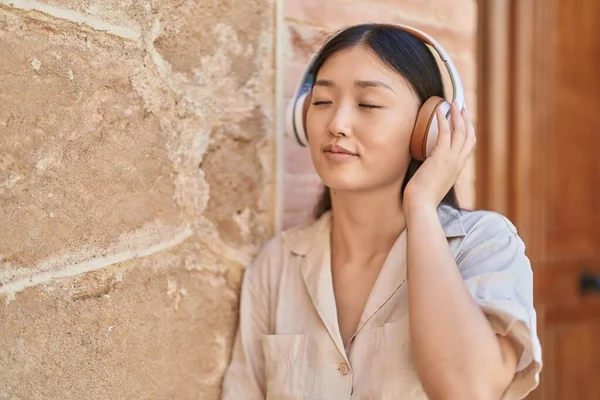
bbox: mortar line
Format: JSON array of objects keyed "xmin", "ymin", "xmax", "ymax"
[
  {"xmin": 0, "ymin": 0, "xmax": 141, "ymax": 41},
  {"xmin": 274, "ymin": 0, "xmax": 284, "ymax": 233},
  {"xmin": 0, "ymin": 227, "xmax": 193, "ymax": 299}
]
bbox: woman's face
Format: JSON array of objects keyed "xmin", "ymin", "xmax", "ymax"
[{"xmin": 306, "ymin": 45, "xmax": 420, "ymax": 193}]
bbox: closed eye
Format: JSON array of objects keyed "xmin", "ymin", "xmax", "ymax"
[
  {"xmin": 312, "ymin": 101, "xmax": 331, "ymax": 106},
  {"xmin": 359, "ymin": 104, "xmax": 382, "ymax": 109}
]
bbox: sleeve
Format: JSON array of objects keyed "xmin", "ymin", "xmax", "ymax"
[
  {"xmin": 456, "ymin": 213, "xmax": 543, "ymax": 400},
  {"xmin": 221, "ymin": 237, "xmax": 280, "ymax": 400}
]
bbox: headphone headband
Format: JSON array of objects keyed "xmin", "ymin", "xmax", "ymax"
[
  {"xmin": 388, "ymin": 23, "xmax": 465, "ymax": 108},
  {"xmin": 286, "ymin": 23, "xmax": 465, "ymax": 148}
]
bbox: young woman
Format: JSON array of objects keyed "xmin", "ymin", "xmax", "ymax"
[{"xmin": 222, "ymin": 23, "xmax": 542, "ymax": 400}]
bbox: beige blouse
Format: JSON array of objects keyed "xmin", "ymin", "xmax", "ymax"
[{"xmin": 221, "ymin": 205, "xmax": 542, "ymax": 399}]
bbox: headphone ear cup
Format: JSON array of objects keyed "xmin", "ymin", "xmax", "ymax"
[
  {"xmin": 410, "ymin": 96, "xmax": 450, "ymax": 161},
  {"xmin": 286, "ymin": 92, "xmax": 311, "ymax": 147},
  {"xmin": 302, "ymin": 91, "xmax": 311, "ymax": 138}
]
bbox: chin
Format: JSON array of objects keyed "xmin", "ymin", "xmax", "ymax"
[
  {"xmin": 319, "ymin": 169, "xmax": 406, "ymax": 196},
  {"xmin": 319, "ymin": 174, "xmax": 366, "ymax": 193}
]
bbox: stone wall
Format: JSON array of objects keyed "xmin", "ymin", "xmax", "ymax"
[
  {"xmin": 0, "ymin": 0, "xmax": 277, "ymax": 398},
  {"xmin": 281, "ymin": 0, "xmax": 478, "ymax": 228}
]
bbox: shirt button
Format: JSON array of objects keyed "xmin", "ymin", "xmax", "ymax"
[{"xmin": 338, "ymin": 362, "xmax": 349, "ymax": 375}]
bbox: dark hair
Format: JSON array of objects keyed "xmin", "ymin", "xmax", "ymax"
[{"xmin": 311, "ymin": 23, "xmax": 460, "ymax": 219}]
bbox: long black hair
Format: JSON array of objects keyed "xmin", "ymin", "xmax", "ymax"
[{"xmin": 310, "ymin": 23, "xmax": 460, "ymax": 219}]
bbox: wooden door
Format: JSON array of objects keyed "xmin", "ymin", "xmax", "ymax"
[{"xmin": 477, "ymin": 1, "xmax": 600, "ymax": 399}]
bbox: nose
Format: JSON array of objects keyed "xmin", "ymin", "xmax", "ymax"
[{"xmin": 327, "ymin": 104, "xmax": 353, "ymax": 138}]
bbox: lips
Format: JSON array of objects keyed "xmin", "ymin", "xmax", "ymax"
[
  {"xmin": 323, "ymin": 143, "xmax": 357, "ymax": 155},
  {"xmin": 322, "ymin": 143, "xmax": 358, "ymax": 163}
]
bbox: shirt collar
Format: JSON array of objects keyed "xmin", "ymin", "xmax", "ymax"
[{"xmin": 282, "ymin": 203, "xmax": 466, "ymax": 256}]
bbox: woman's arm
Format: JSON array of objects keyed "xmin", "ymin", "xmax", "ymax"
[
  {"xmin": 402, "ymin": 104, "xmax": 522, "ymax": 399},
  {"xmin": 404, "ymin": 202, "xmax": 520, "ymax": 400}
]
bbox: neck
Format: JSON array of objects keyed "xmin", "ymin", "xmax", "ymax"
[{"xmin": 329, "ymin": 185, "xmax": 407, "ymax": 266}]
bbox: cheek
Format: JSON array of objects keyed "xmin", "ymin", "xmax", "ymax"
[
  {"xmin": 359, "ymin": 115, "xmax": 412, "ymax": 156},
  {"xmin": 306, "ymin": 110, "xmax": 326, "ymax": 146},
  {"xmin": 305, "ymin": 109, "xmax": 324, "ymax": 156}
]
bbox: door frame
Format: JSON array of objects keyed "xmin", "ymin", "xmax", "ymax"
[
  {"xmin": 476, "ymin": 1, "xmax": 557, "ymax": 398},
  {"xmin": 476, "ymin": 0, "xmax": 555, "ymax": 261}
]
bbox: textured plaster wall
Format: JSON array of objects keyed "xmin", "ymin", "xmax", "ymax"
[{"xmin": 0, "ymin": 0, "xmax": 277, "ymax": 398}]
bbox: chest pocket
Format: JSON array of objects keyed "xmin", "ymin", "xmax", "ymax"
[
  {"xmin": 370, "ymin": 316, "xmax": 427, "ymax": 399},
  {"xmin": 262, "ymin": 334, "xmax": 308, "ymax": 400}
]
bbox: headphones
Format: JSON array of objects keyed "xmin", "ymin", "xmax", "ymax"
[{"xmin": 285, "ymin": 23, "xmax": 465, "ymax": 161}]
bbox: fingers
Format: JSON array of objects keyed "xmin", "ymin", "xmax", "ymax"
[
  {"xmin": 435, "ymin": 108, "xmax": 451, "ymax": 149},
  {"xmin": 449, "ymin": 102, "xmax": 468, "ymax": 150},
  {"xmin": 460, "ymin": 107, "xmax": 476, "ymax": 160},
  {"xmin": 435, "ymin": 102, "xmax": 476, "ymax": 165}
]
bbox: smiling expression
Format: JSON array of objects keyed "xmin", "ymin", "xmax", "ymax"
[{"xmin": 306, "ymin": 44, "xmax": 421, "ymax": 193}]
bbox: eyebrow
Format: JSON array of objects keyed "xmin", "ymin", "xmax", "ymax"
[{"xmin": 314, "ymin": 79, "xmax": 395, "ymax": 93}]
